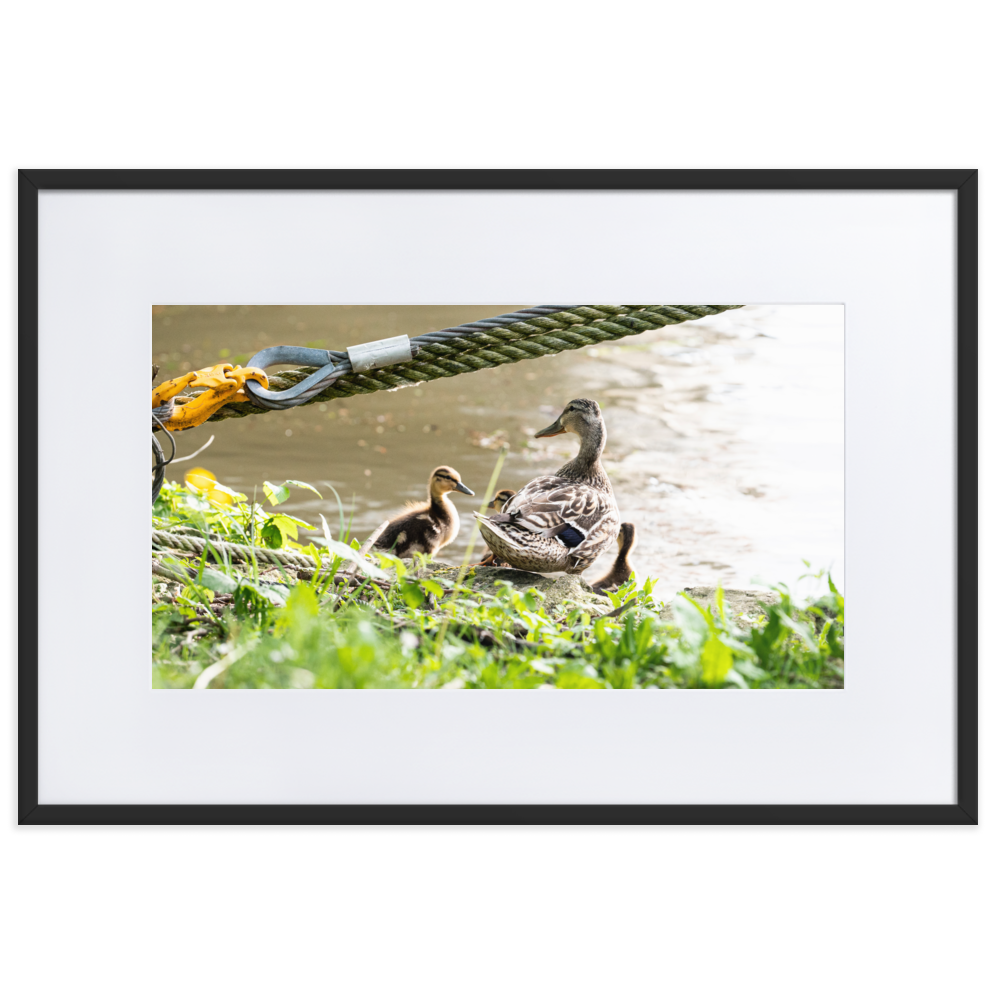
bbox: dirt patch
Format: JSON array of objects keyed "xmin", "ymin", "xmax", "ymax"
[
  {"xmin": 421, "ymin": 562, "xmax": 614, "ymax": 616},
  {"xmin": 662, "ymin": 586, "xmax": 779, "ymax": 623}
]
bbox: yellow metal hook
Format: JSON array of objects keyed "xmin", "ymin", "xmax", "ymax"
[{"xmin": 152, "ymin": 363, "xmax": 268, "ymax": 431}]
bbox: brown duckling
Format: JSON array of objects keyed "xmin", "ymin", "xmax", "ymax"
[
  {"xmin": 372, "ymin": 465, "xmax": 474, "ymax": 559},
  {"xmin": 477, "ymin": 489, "xmax": 517, "ymax": 565},
  {"xmin": 592, "ymin": 522, "xmax": 636, "ymax": 595}
]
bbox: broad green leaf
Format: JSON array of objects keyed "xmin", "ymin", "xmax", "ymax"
[
  {"xmin": 238, "ymin": 580, "xmax": 289, "ymax": 606},
  {"xmin": 260, "ymin": 522, "xmax": 283, "ymax": 549},
  {"xmin": 200, "ymin": 566, "xmax": 237, "ymax": 594},
  {"xmin": 521, "ymin": 590, "xmax": 541, "ymax": 613},
  {"xmin": 701, "ymin": 636, "xmax": 733, "ymax": 686},
  {"xmin": 260, "ymin": 582, "xmax": 290, "ymax": 604},
  {"xmin": 420, "ymin": 579, "xmax": 445, "ymax": 599},
  {"xmin": 284, "ymin": 479, "xmax": 322, "ymax": 499},
  {"xmin": 273, "ymin": 519, "xmax": 297, "ymax": 545},
  {"xmin": 263, "ymin": 481, "xmax": 290, "ymax": 506},
  {"xmin": 273, "ymin": 512, "xmax": 314, "ymax": 530},
  {"xmin": 399, "ymin": 581, "xmax": 425, "ymax": 609}
]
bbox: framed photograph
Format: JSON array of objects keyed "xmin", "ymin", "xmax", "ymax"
[{"xmin": 18, "ymin": 169, "xmax": 976, "ymax": 824}]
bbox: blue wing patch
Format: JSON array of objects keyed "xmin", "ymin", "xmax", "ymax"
[{"xmin": 555, "ymin": 525, "xmax": 586, "ymax": 548}]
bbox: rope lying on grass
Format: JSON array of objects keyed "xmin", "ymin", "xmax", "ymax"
[
  {"xmin": 207, "ymin": 304, "xmax": 742, "ymax": 422},
  {"xmin": 152, "ymin": 529, "xmax": 324, "ymax": 571},
  {"xmin": 153, "ymin": 522, "xmax": 391, "ymax": 577}
]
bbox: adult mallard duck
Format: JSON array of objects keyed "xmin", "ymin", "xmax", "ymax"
[
  {"xmin": 592, "ymin": 522, "xmax": 636, "ymax": 595},
  {"xmin": 475, "ymin": 398, "xmax": 620, "ymax": 574},
  {"xmin": 477, "ymin": 489, "xmax": 517, "ymax": 566},
  {"xmin": 373, "ymin": 465, "xmax": 474, "ymax": 558}
]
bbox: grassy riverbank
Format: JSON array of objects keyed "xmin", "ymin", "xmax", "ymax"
[{"xmin": 152, "ymin": 477, "xmax": 844, "ymax": 690}]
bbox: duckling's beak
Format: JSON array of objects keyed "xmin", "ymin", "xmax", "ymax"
[
  {"xmin": 535, "ymin": 417, "xmax": 566, "ymax": 438},
  {"xmin": 455, "ymin": 482, "xmax": 475, "ymax": 496}
]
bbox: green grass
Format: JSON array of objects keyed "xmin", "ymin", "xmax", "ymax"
[{"xmin": 152, "ymin": 476, "xmax": 844, "ymax": 690}]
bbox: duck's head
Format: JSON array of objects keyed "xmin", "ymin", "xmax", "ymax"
[
  {"xmin": 489, "ymin": 488, "xmax": 516, "ymax": 512},
  {"xmin": 535, "ymin": 398, "xmax": 603, "ymax": 439},
  {"xmin": 617, "ymin": 521, "xmax": 636, "ymax": 555},
  {"xmin": 429, "ymin": 465, "xmax": 475, "ymax": 498}
]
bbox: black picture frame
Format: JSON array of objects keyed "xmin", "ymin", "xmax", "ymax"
[{"xmin": 18, "ymin": 168, "xmax": 978, "ymax": 826}]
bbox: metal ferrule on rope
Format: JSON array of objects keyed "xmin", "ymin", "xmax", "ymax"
[{"xmin": 222, "ymin": 305, "xmax": 743, "ymax": 418}]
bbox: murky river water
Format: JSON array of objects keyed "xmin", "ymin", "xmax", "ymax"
[{"xmin": 152, "ymin": 304, "xmax": 844, "ymax": 598}]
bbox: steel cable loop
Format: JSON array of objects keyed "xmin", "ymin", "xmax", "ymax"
[
  {"xmin": 151, "ymin": 412, "xmax": 176, "ymax": 505},
  {"xmin": 208, "ymin": 305, "xmax": 742, "ymax": 420},
  {"xmin": 152, "ymin": 434, "xmax": 166, "ymax": 505},
  {"xmin": 240, "ymin": 306, "xmax": 581, "ymax": 409}
]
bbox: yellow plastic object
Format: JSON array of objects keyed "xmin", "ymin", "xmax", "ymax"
[
  {"xmin": 184, "ymin": 467, "xmax": 217, "ymax": 490},
  {"xmin": 183, "ymin": 467, "xmax": 235, "ymax": 506},
  {"xmin": 152, "ymin": 364, "xmax": 268, "ymax": 431}
]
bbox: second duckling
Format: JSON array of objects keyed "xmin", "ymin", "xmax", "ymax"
[
  {"xmin": 591, "ymin": 522, "xmax": 636, "ymax": 595},
  {"xmin": 373, "ymin": 465, "xmax": 474, "ymax": 559},
  {"xmin": 477, "ymin": 489, "xmax": 517, "ymax": 566}
]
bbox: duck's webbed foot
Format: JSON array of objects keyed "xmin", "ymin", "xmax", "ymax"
[{"xmin": 476, "ymin": 551, "xmax": 513, "ymax": 568}]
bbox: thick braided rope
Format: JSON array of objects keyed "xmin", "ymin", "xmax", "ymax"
[
  {"xmin": 152, "ymin": 529, "xmax": 322, "ymax": 571},
  {"xmin": 209, "ymin": 304, "xmax": 742, "ymax": 422}
]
